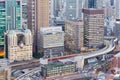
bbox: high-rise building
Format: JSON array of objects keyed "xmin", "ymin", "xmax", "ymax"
[
  {"xmin": 110, "ymin": 0, "xmax": 114, "ymax": 6},
  {"xmin": 51, "ymin": 0, "xmax": 62, "ymax": 17},
  {"xmin": 21, "ymin": 0, "xmax": 28, "ymax": 28},
  {"xmin": 5, "ymin": 29, "xmax": 32, "ymax": 62},
  {"xmin": 113, "ymin": 20, "xmax": 120, "ymax": 40},
  {"xmin": 84, "ymin": 0, "xmax": 103, "ymax": 9},
  {"xmin": 115, "ymin": 0, "xmax": 120, "ymax": 19},
  {"xmin": 39, "ymin": 27, "xmax": 64, "ymax": 58},
  {"xmin": 65, "ymin": 20, "xmax": 84, "ymax": 53},
  {"xmin": 88, "ymin": 0, "xmax": 97, "ymax": 8},
  {"xmin": 64, "ymin": 0, "xmax": 83, "ymax": 20},
  {"xmin": 83, "ymin": 9, "xmax": 104, "ymax": 48},
  {"xmin": 27, "ymin": 0, "xmax": 50, "ymax": 52},
  {"xmin": 0, "ymin": 59, "xmax": 11, "ymax": 80},
  {"xmin": 0, "ymin": 0, "xmax": 22, "ymax": 46}
]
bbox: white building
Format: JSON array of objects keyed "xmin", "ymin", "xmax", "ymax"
[
  {"xmin": 5, "ymin": 29, "xmax": 32, "ymax": 62},
  {"xmin": 39, "ymin": 26, "xmax": 64, "ymax": 58}
]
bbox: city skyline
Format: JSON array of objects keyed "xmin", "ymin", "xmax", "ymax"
[{"xmin": 0, "ymin": 0, "xmax": 120, "ymax": 80}]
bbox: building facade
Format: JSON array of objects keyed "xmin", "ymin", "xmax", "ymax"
[
  {"xmin": 65, "ymin": 20, "xmax": 84, "ymax": 53},
  {"xmin": 21, "ymin": 0, "xmax": 28, "ymax": 28},
  {"xmin": 41, "ymin": 61, "xmax": 76, "ymax": 78},
  {"xmin": 51, "ymin": 0, "xmax": 62, "ymax": 17},
  {"xmin": 0, "ymin": 0, "xmax": 22, "ymax": 46},
  {"xmin": 113, "ymin": 20, "xmax": 120, "ymax": 40},
  {"xmin": 0, "ymin": 59, "xmax": 11, "ymax": 80},
  {"xmin": 27, "ymin": 0, "xmax": 50, "ymax": 52},
  {"xmin": 115, "ymin": 0, "xmax": 120, "ymax": 19},
  {"xmin": 83, "ymin": 9, "xmax": 104, "ymax": 48},
  {"xmin": 64, "ymin": 0, "xmax": 83, "ymax": 20},
  {"xmin": 39, "ymin": 27, "xmax": 64, "ymax": 58},
  {"xmin": 5, "ymin": 29, "xmax": 32, "ymax": 62},
  {"xmin": 84, "ymin": 0, "xmax": 103, "ymax": 9}
]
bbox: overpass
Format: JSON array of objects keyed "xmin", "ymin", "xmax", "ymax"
[
  {"xmin": 77, "ymin": 39, "xmax": 116, "ymax": 69},
  {"xmin": 14, "ymin": 38, "xmax": 117, "ymax": 79}
]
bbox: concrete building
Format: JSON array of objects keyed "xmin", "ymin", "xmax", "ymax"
[
  {"xmin": 113, "ymin": 52, "xmax": 120, "ymax": 68},
  {"xmin": 115, "ymin": 0, "xmax": 120, "ymax": 19},
  {"xmin": 27, "ymin": 0, "xmax": 50, "ymax": 52},
  {"xmin": 5, "ymin": 29, "xmax": 32, "ymax": 62},
  {"xmin": 21, "ymin": 0, "xmax": 28, "ymax": 29},
  {"xmin": 41, "ymin": 60, "xmax": 76, "ymax": 78},
  {"xmin": 113, "ymin": 20, "xmax": 120, "ymax": 40},
  {"xmin": 84, "ymin": 0, "xmax": 103, "ymax": 9},
  {"xmin": 0, "ymin": 59, "xmax": 11, "ymax": 80},
  {"xmin": 0, "ymin": 0, "xmax": 22, "ymax": 46},
  {"xmin": 65, "ymin": 20, "xmax": 84, "ymax": 53},
  {"xmin": 39, "ymin": 27, "xmax": 64, "ymax": 58},
  {"xmin": 64, "ymin": 0, "xmax": 83, "ymax": 20},
  {"xmin": 53, "ymin": 17, "xmax": 65, "ymax": 31},
  {"xmin": 83, "ymin": 9, "xmax": 104, "ymax": 48},
  {"xmin": 51, "ymin": 0, "xmax": 63, "ymax": 17}
]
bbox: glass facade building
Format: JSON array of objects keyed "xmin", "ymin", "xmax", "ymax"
[
  {"xmin": 88, "ymin": 0, "xmax": 96, "ymax": 8},
  {"xmin": 0, "ymin": 1, "xmax": 5, "ymax": 46},
  {"xmin": 65, "ymin": 0, "xmax": 83, "ymax": 20},
  {"xmin": 0, "ymin": 0, "xmax": 22, "ymax": 46}
]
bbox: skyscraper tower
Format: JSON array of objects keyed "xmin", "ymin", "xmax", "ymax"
[
  {"xmin": 88, "ymin": 0, "xmax": 97, "ymax": 8},
  {"xmin": 27, "ymin": 0, "xmax": 50, "ymax": 52},
  {"xmin": 83, "ymin": 9, "xmax": 104, "ymax": 48},
  {"xmin": 64, "ymin": 0, "xmax": 83, "ymax": 20},
  {"xmin": 84, "ymin": 0, "xmax": 103, "ymax": 9},
  {"xmin": 0, "ymin": 0, "xmax": 22, "ymax": 46},
  {"xmin": 115, "ymin": 0, "xmax": 120, "ymax": 19}
]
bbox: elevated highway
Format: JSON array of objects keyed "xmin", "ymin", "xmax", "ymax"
[
  {"xmin": 14, "ymin": 38, "xmax": 117, "ymax": 79},
  {"xmin": 77, "ymin": 38, "xmax": 117, "ymax": 69}
]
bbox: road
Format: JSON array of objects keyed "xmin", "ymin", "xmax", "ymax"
[{"xmin": 13, "ymin": 38, "xmax": 117, "ymax": 80}]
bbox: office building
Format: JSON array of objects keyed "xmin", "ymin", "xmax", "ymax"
[
  {"xmin": 0, "ymin": 59, "xmax": 11, "ymax": 80},
  {"xmin": 39, "ymin": 27, "xmax": 64, "ymax": 58},
  {"xmin": 84, "ymin": 0, "xmax": 103, "ymax": 9},
  {"xmin": 88, "ymin": 0, "xmax": 97, "ymax": 8},
  {"xmin": 5, "ymin": 29, "xmax": 32, "ymax": 62},
  {"xmin": 53, "ymin": 17, "xmax": 65, "ymax": 31},
  {"xmin": 83, "ymin": 9, "xmax": 104, "ymax": 48},
  {"xmin": 64, "ymin": 0, "xmax": 83, "ymax": 20},
  {"xmin": 41, "ymin": 60, "xmax": 76, "ymax": 78},
  {"xmin": 65, "ymin": 20, "xmax": 84, "ymax": 52},
  {"xmin": 103, "ymin": 0, "xmax": 116, "ymax": 19},
  {"xmin": 27, "ymin": 0, "xmax": 50, "ymax": 52},
  {"xmin": 0, "ymin": 0, "xmax": 22, "ymax": 46},
  {"xmin": 51, "ymin": 0, "xmax": 63, "ymax": 17},
  {"xmin": 0, "ymin": 68, "xmax": 11, "ymax": 80},
  {"xmin": 113, "ymin": 52, "xmax": 120, "ymax": 68},
  {"xmin": 115, "ymin": 0, "xmax": 120, "ymax": 19},
  {"xmin": 21, "ymin": 0, "xmax": 28, "ymax": 28},
  {"xmin": 113, "ymin": 20, "xmax": 120, "ymax": 40},
  {"xmin": 110, "ymin": 0, "xmax": 114, "ymax": 6}
]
